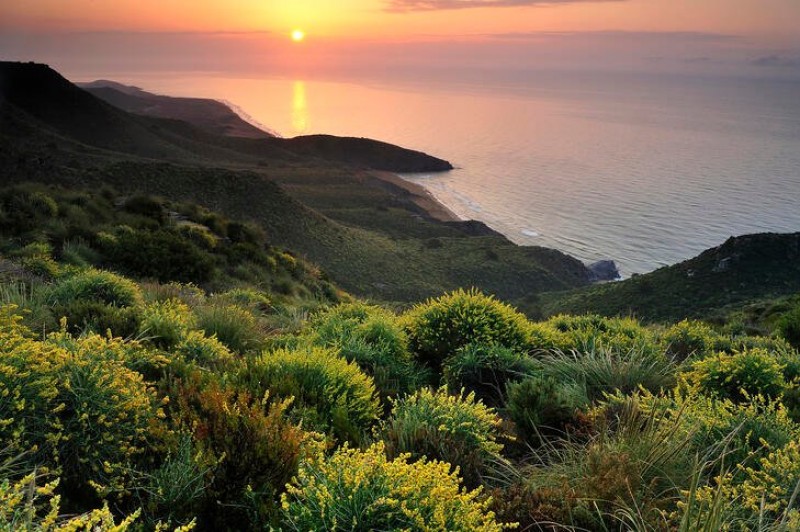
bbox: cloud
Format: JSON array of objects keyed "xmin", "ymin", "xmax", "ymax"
[
  {"xmin": 751, "ymin": 54, "xmax": 800, "ymax": 68},
  {"xmin": 483, "ymin": 30, "xmax": 742, "ymax": 43},
  {"xmin": 385, "ymin": 0, "xmax": 623, "ymax": 12}
]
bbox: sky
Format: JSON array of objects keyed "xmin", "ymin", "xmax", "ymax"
[{"xmin": 2, "ymin": 0, "xmax": 799, "ymax": 80}]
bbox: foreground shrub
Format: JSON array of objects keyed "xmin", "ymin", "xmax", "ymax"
[
  {"xmin": 776, "ymin": 303, "xmax": 800, "ymax": 350},
  {"xmin": 382, "ymin": 387, "xmax": 503, "ymax": 487},
  {"xmin": 52, "ymin": 299, "xmax": 141, "ymax": 337},
  {"xmin": 661, "ymin": 319, "xmax": 722, "ymax": 362},
  {"xmin": 193, "ymin": 304, "xmax": 263, "ymax": 354},
  {"xmin": 443, "ymin": 343, "xmax": 538, "ymax": 407},
  {"xmin": 0, "ymin": 308, "xmax": 163, "ymax": 503},
  {"xmin": 242, "ymin": 347, "xmax": 380, "ymax": 443},
  {"xmin": 307, "ymin": 302, "xmax": 425, "ymax": 400},
  {"xmin": 506, "ymin": 376, "xmax": 588, "ymax": 445},
  {"xmin": 138, "ymin": 299, "xmax": 195, "ymax": 348},
  {"xmin": 542, "ymin": 314, "xmax": 660, "ymax": 358},
  {"xmin": 682, "ymin": 348, "xmax": 787, "ymax": 402},
  {"xmin": 175, "ymin": 330, "xmax": 234, "ymax": 368},
  {"xmin": 0, "ymin": 469, "xmax": 141, "ymax": 531},
  {"xmin": 176, "ymin": 380, "xmax": 305, "ymax": 529},
  {"xmin": 521, "ymin": 396, "xmax": 695, "ymax": 530},
  {"xmin": 280, "ymin": 442, "xmax": 510, "ymax": 531},
  {"xmin": 48, "ymin": 268, "xmax": 142, "ymax": 308},
  {"xmin": 538, "ymin": 345, "xmax": 676, "ymax": 401},
  {"xmin": 404, "ymin": 288, "xmax": 531, "ymax": 369}
]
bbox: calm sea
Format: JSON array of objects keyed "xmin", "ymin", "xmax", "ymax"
[{"xmin": 81, "ymin": 70, "xmax": 800, "ymax": 277}]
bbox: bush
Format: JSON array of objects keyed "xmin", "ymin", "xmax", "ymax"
[
  {"xmin": 776, "ymin": 304, "xmax": 800, "ymax": 350},
  {"xmin": 52, "ymin": 299, "xmax": 141, "ymax": 338},
  {"xmin": 242, "ymin": 347, "xmax": 380, "ymax": 443},
  {"xmin": 103, "ymin": 228, "xmax": 215, "ymax": 284},
  {"xmin": 0, "ymin": 468, "xmax": 140, "ymax": 531},
  {"xmin": 404, "ymin": 289, "xmax": 531, "ymax": 369},
  {"xmin": 176, "ymin": 330, "xmax": 234, "ymax": 368},
  {"xmin": 538, "ymin": 345, "xmax": 676, "ymax": 401},
  {"xmin": 443, "ymin": 343, "xmax": 538, "ymax": 407},
  {"xmin": 193, "ymin": 304, "xmax": 263, "ymax": 354},
  {"xmin": 48, "ymin": 268, "xmax": 143, "ymax": 308},
  {"xmin": 0, "ymin": 187, "xmax": 59, "ymax": 234},
  {"xmin": 175, "ymin": 380, "xmax": 305, "ymax": 529},
  {"xmin": 0, "ymin": 307, "xmax": 163, "ymax": 503},
  {"xmin": 682, "ymin": 348, "xmax": 787, "ymax": 402},
  {"xmin": 661, "ymin": 319, "xmax": 723, "ymax": 362},
  {"xmin": 506, "ymin": 376, "xmax": 588, "ymax": 445},
  {"xmin": 307, "ymin": 302, "xmax": 425, "ymax": 401},
  {"xmin": 382, "ymin": 387, "xmax": 503, "ymax": 488},
  {"xmin": 138, "ymin": 299, "xmax": 195, "ymax": 348},
  {"xmin": 541, "ymin": 314, "xmax": 661, "ymax": 357},
  {"xmin": 280, "ymin": 442, "xmax": 510, "ymax": 532}
]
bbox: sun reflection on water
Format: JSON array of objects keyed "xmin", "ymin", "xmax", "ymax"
[{"xmin": 292, "ymin": 80, "xmax": 308, "ymax": 134}]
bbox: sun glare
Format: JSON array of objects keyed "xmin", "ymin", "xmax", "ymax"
[{"xmin": 291, "ymin": 29, "xmax": 305, "ymax": 42}]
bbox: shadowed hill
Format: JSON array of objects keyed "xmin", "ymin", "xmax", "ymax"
[
  {"xmin": 0, "ymin": 61, "xmax": 591, "ymax": 302},
  {"xmin": 80, "ymin": 82, "xmax": 273, "ymax": 139},
  {"xmin": 541, "ymin": 233, "xmax": 800, "ymax": 322}
]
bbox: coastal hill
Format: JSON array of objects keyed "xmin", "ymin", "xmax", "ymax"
[
  {"xmin": 542, "ymin": 232, "xmax": 800, "ymax": 322},
  {"xmin": 0, "ymin": 61, "xmax": 591, "ymax": 302},
  {"xmin": 79, "ymin": 80, "xmax": 274, "ymax": 139}
]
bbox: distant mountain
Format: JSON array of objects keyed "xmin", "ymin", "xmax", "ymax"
[
  {"xmin": 79, "ymin": 80, "xmax": 273, "ymax": 139},
  {"xmin": 542, "ymin": 232, "xmax": 800, "ymax": 322},
  {"xmin": 0, "ymin": 62, "xmax": 453, "ymax": 172}
]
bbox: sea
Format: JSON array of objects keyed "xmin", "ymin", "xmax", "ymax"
[{"xmin": 75, "ymin": 69, "xmax": 800, "ymax": 277}]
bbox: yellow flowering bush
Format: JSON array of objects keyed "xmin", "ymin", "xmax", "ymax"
[
  {"xmin": 0, "ymin": 306, "xmax": 164, "ymax": 501},
  {"xmin": 383, "ymin": 387, "xmax": 504, "ymax": 487},
  {"xmin": 280, "ymin": 442, "xmax": 512, "ymax": 531},
  {"xmin": 175, "ymin": 331, "xmax": 234, "ymax": 368},
  {"xmin": 661, "ymin": 319, "xmax": 723, "ymax": 362},
  {"xmin": 48, "ymin": 269, "xmax": 142, "ymax": 308},
  {"xmin": 0, "ymin": 471, "xmax": 140, "ymax": 531},
  {"xmin": 241, "ymin": 347, "xmax": 380, "ymax": 443},
  {"xmin": 306, "ymin": 302, "xmax": 426, "ymax": 401},
  {"xmin": 540, "ymin": 314, "xmax": 660, "ymax": 357},
  {"xmin": 138, "ymin": 299, "xmax": 195, "ymax": 349},
  {"xmin": 681, "ymin": 348, "xmax": 787, "ymax": 402},
  {"xmin": 404, "ymin": 288, "xmax": 531, "ymax": 369}
]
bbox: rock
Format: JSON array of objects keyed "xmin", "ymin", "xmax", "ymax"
[{"xmin": 588, "ymin": 260, "xmax": 620, "ymax": 282}]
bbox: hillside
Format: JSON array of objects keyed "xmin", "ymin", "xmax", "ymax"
[
  {"xmin": 79, "ymin": 81, "xmax": 274, "ymax": 139},
  {"xmin": 0, "ymin": 61, "xmax": 592, "ymax": 302},
  {"xmin": 540, "ymin": 232, "xmax": 800, "ymax": 322}
]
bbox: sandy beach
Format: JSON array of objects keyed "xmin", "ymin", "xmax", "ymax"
[{"xmin": 365, "ymin": 170, "xmax": 461, "ymax": 223}]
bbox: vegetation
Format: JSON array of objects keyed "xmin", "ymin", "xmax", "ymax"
[{"xmin": 2, "ymin": 62, "xmax": 800, "ymax": 530}]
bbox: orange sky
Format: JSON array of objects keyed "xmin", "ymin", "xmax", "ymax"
[
  {"xmin": 2, "ymin": 0, "xmax": 799, "ymax": 78},
  {"xmin": 3, "ymin": 0, "xmax": 799, "ymax": 42}
]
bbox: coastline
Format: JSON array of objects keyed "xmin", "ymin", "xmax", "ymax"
[{"xmin": 366, "ymin": 170, "xmax": 461, "ymax": 223}]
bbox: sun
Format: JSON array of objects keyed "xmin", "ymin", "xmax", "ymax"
[{"xmin": 291, "ymin": 29, "xmax": 305, "ymax": 43}]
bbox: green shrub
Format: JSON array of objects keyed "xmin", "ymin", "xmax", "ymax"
[
  {"xmin": 662, "ymin": 319, "xmax": 723, "ymax": 362},
  {"xmin": 682, "ymin": 348, "xmax": 787, "ymax": 402},
  {"xmin": 776, "ymin": 304, "xmax": 800, "ymax": 350},
  {"xmin": 0, "ymin": 187, "xmax": 59, "ymax": 234},
  {"xmin": 443, "ymin": 343, "xmax": 538, "ymax": 407},
  {"xmin": 506, "ymin": 376, "xmax": 588, "ymax": 445},
  {"xmin": 382, "ymin": 387, "xmax": 503, "ymax": 488},
  {"xmin": 175, "ymin": 380, "xmax": 305, "ymax": 529},
  {"xmin": 10, "ymin": 242, "xmax": 61, "ymax": 278},
  {"xmin": 138, "ymin": 299, "xmax": 195, "ymax": 348},
  {"xmin": 541, "ymin": 314, "xmax": 660, "ymax": 358},
  {"xmin": 538, "ymin": 345, "xmax": 676, "ymax": 401},
  {"xmin": 52, "ymin": 299, "xmax": 141, "ymax": 338},
  {"xmin": 212, "ymin": 287, "xmax": 271, "ymax": 314},
  {"xmin": 194, "ymin": 304, "xmax": 263, "ymax": 354},
  {"xmin": 176, "ymin": 330, "xmax": 234, "ymax": 368},
  {"xmin": 242, "ymin": 347, "xmax": 380, "ymax": 443},
  {"xmin": 103, "ymin": 228, "xmax": 215, "ymax": 284},
  {"xmin": 280, "ymin": 442, "xmax": 510, "ymax": 532},
  {"xmin": 404, "ymin": 288, "xmax": 531, "ymax": 369},
  {"xmin": 48, "ymin": 268, "xmax": 143, "ymax": 307},
  {"xmin": 307, "ymin": 302, "xmax": 425, "ymax": 400},
  {"xmin": 0, "ymin": 308, "xmax": 164, "ymax": 503}
]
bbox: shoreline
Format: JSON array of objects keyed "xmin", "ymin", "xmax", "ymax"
[{"xmin": 366, "ymin": 170, "xmax": 462, "ymax": 223}]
